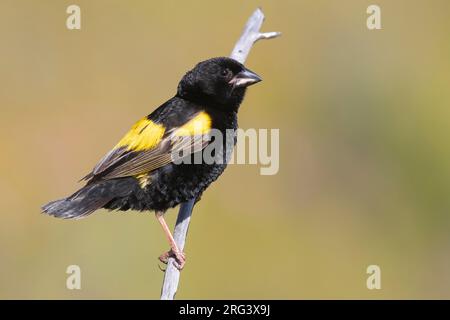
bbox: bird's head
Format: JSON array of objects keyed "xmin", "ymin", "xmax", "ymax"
[{"xmin": 177, "ymin": 57, "xmax": 262, "ymax": 110}]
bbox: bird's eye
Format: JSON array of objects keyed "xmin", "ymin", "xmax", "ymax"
[{"xmin": 221, "ymin": 69, "xmax": 231, "ymax": 77}]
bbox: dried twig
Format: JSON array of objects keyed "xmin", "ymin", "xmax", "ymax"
[{"xmin": 160, "ymin": 7, "xmax": 280, "ymax": 300}]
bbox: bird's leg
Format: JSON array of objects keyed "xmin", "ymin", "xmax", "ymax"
[{"xmin": 155, "ymin": 211, "xmax": 186, "ymax": 270}]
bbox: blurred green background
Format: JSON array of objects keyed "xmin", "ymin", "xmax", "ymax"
[{"xmin": 1, "ymin": 0, "xmax": 450, "ymax": 299}]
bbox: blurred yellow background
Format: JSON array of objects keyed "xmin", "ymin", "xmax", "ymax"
[{"xmin": 1, "ymin": 0, "xmax": 450, "ymax": 299}]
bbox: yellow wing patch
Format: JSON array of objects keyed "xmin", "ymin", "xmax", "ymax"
[
  {"xmin": 175, "ymin": 111, "xmax": 212, "ymax": 136},
  {"xmin": 135, "ymin": 173, "xmax": 151, "ymax": 189},
  {"xmin": 115, "ymin": 117, "xmax": 165, "ymax": 152}
]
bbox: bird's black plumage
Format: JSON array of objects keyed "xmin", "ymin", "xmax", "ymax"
[{"xmin": 42, "ymin": 57, "xmax": 261, "ymax": 219}]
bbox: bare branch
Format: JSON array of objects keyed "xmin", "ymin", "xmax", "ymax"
[
  {"xmin": 160, "ymin": 7, "xmax": 280, "ymax": 300},
  {"xmin": 230, "ymin": 8, "xmax": 281, "ymax": 63},
  {"xmin": 160, "ymin": 199, "xmax": 194, "ymax": 300}
]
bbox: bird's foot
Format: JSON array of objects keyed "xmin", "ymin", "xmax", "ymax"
[{"xmin": 158, "ymin": 249, "xmax": 186, "ymax": 270}]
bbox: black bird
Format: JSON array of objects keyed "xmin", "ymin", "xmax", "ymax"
[{"xmin": 42, "ymin": 57, "xmax": 262, "ymax": 269}]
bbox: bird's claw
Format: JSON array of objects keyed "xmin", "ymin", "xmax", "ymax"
[
  {"xmin": 157, "ymin": 263, "xmax": 167, "ymax": 272},
  {"xmin": 158, "ymin": 249, "xmax": 186, "ymax": 270}
]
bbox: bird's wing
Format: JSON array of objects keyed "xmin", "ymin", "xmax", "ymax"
[{"xmin": 83, "ymin": 111, "xmax": 212, "ymax": 182}]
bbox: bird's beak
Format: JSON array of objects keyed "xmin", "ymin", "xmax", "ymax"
[{"xmin": 229, "ymin": 68, "xmax": 262, "ymax": 88}]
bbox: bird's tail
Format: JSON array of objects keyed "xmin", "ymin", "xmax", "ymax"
[{"xmin": 42, "ymin": 179, "xmax": 131, "ymax": 219}]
